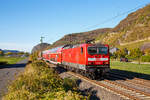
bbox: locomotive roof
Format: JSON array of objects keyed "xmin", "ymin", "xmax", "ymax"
[
  {"xmin": 48, "ymin": 45, "xmax": 64, "ymax": 53},
  {"xmin": 43, "ymin": 43, "xmax": 108, "ymax": 53},
  {"xmin": 62, "ymin": 43, "xmax": 108, "ymax": 49},
  {"xmin": 90, "ymin": 43, "xmax": 107, "ymax": 46},
  {"xmin": 63, "ymin": 44, "xmax": 85, "ymax": 49}
]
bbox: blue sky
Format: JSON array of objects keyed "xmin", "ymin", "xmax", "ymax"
[{"xmin": 0, "ymin": 0, "xmax": 150, "ymax": 52}]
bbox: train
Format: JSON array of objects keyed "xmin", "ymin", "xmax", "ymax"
[{"xmin": 42, "ymin": 42, "xmax": 110, "ymax": 79}]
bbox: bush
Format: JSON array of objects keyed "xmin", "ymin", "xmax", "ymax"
[
  {"xmin": 0, "ymin": 61, "xmax": 7, "ymax": 65},
  {"xmin": 29, "ymin": 52, "xmax": 39, "ymax": 62},
  {"xmin": 141, "ymin": 55, "xmax": 150, "ymax": 62},
  {"xmin": 63, "ymin": 78, "xmax": 78, "ymax": 92},
  {"xmin": 4, "ymin": 60, "xmax": 86, "ymax": 100}
]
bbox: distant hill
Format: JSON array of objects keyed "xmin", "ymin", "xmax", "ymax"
[
  {"xmin": 141, "ymin": 42, "xmax": 150, "ymax": 51},
  {"xmin": 3, "ymin": 50, "xmax": 20, "ymax": 53},
  {"xmin": 48, "ymin": 28, "xmax": 112, "ymax": 49},
  {"xmin": 48, "ymin": 4, "xmax": 150, "ymax": 50},
  {"xmin": 0, "ymin": 49, "xmax": 20, "ymax": 53},
  {"xmin": 32, "ymin": 43, "xmax": 51, "ymax": 53}
]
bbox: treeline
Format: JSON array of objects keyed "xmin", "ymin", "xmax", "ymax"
[
  {"xmin": 111, "ymin": 48, "xmax": 150, "ymax": 62},
  {"xmin": 0, "ymin": 51, "xmax": 29, "ymax": 57}
]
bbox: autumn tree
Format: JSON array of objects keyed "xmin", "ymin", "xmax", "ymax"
[
  {"xmin": 5, "ymin": 52, "xmax": 13, "ymax": 56},
  {"xmin": 18, "ymin": 52, "xmax": 24, "ymax": 56},
  {"xmin": 115, "ymin": 48, "xmax": 128, "ymax": 59},
  {"xmin": 24, "ymin": 52, "xmax": 30, "ymax": 57},
  {"xmin": 129, "ymin": 48, "xmax": 143, "ymax": 64},
  {"xmin": 0, "ymin": 51, "xmax": 4, "ymax": 56}
]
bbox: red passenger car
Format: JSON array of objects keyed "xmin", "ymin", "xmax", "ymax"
[
  {"xmin": 42, "ymin": 46, "xmax": 63, "ymax": 64},
  {"xmin": 42, "ymin": 50, "xmax": 50, "ymax": 60}
]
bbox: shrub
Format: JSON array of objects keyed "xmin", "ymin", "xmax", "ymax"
[
  {"xmin": 141, "ymin": 55, "xmax": 150, "ymax": 62},
  {"xmin": 4, "ymin": 60, "xmax": 86, "ymax": 100},
  {"xmin": 29, "ymin": 52, "xmax": 39, "ymax": 62},
  {"xmin": 0, "ymin": 51, "xmax": 4, "ymax": 56},
  {"xmin": 63, "ymin": 78, "xmax": 78, "ymax": 92}
]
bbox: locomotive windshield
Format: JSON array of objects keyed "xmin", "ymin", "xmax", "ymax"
[
  {"xmin": 98, "ymin": 47, "xmax": 108, "ymax": 54},
  {"xmin": 88, "ymin": 47, "xmax": 108, "ymax": 54},
  {"xmin": 88, "ymin": 47, "xmax": 97, "ymax": 54}
]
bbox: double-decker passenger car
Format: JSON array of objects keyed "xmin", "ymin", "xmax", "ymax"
[{"xmin": 42, "ymin": 43, "xmax": 110, "ymax": 79}]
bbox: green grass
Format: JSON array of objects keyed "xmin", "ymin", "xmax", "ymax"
[
  {"xmin": 0, "ymin": 57, "xmax": 25, "ymax": 64},
  {"xmin": 110, "ymin": 61, "xmax": 150, "ymax": 75}
]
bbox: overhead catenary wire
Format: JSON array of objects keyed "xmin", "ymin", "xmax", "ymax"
[
  {"xmin": 83, "ymin": 3, "xmax": 149, "ymax": 31},
  {"xmin": 44, "ymin": 2, "xmax": 150, "ymax": 44}
]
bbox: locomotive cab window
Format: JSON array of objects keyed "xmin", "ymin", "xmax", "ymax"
[
  {"xmin": 98, "ymin": 47, "xmax": 108, "ymax": 54},
  {"xmin": 88, "ymin": 47, "xmax": 97, "ymax": 54},
  {"xmin": 81, "ymin": 47, "xmax": 83, "ymax": 54}
]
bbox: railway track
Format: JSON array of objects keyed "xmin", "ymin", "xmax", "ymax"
[
  {"xmin": 67, "ymin": 72, "xmax": 150, "ymax": 100},
  {"xmin": 109, "ymin": 72, "xmax": 150, "ymax": 88},
  {"xmin": 133, "ymin": 78, "xmax": 150, "ymax": 87},
  {"xmin": 108, "ymin": 74, "xmax": 150, "ymax": 94},
  {"xmin": 45, "ymin": 61, "xmax": 150, "ymax": 100}
]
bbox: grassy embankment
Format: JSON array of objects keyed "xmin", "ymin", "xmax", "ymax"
[
  {"xmin": 0, "ymin": 57, "xmax": 25, "ymax": 65},
  {"xmin": 110, "ymin": 61, "xmax": 150, "ymax": 75},
  {"xmin": 3, "ymin": 60, "xmax": 87, "ymax": 100},
  {"xmin": 117, "ymin": 39, "xmax": 150, "ymax": 50}
]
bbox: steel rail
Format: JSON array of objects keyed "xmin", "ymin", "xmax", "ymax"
[
  {"xmin": 104, "ymin": 80, "xmax": 150, "ymax": 97},
  {"xmin": 67, "ymin": 72, "xmax": 143, "ymax": 100},
  {"xmin": 109, "ymin": 72, "xmax": 150, "ymax": 88},
  {"xmin": 109, "ymin": 73, "xmax": 150, "ymax": 88}
]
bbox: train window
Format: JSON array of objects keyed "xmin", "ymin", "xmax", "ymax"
[
  {"xmin": 88, "ymin": 47, "xmax": 97, "ymax": 54},
  {"xmin": 81, "ymin": 47, "xmax": 83, "ymax": 54},
  {"xmin": 98, "ymin": 47, "xmax": 108, "ymax": 54}
]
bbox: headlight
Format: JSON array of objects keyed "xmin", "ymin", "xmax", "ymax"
[
  {"xmin": 105, "ymin": 62, "xmax": 109, "ymax": 64},
  {"xmin": 88, "ymin": 62, "xmax": 92, "ymax": 65}
]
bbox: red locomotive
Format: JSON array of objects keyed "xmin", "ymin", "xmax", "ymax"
[{"xmin": 42, "ymin": 43, "xmax": 110, "ymax": 79}]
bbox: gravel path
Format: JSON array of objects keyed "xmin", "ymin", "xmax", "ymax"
[{"xmin": 0, "ymin": 59, "xmax": 28, "ymax": 99}]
